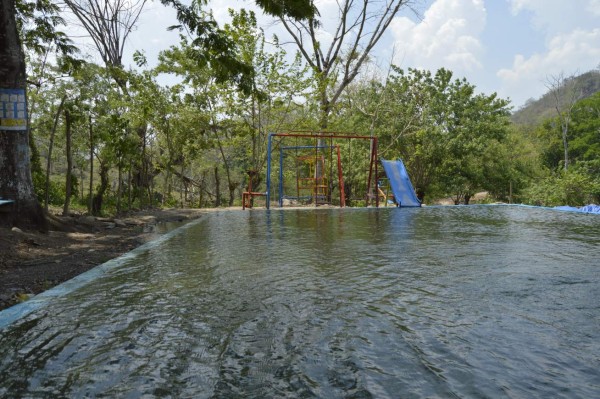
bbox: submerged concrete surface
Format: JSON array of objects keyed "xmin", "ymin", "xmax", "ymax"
[
  {"xmin": 0, "ymin": 218, "xmax": 202, "ymax": 330},
  {"xmin": 2, "ymin": 203, "xmax": 597, "ymax": 330}
]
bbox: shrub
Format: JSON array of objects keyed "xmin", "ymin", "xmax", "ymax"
[{"xmin": 523, "ymin": 168, "xmax": 600, "ymax": 206}]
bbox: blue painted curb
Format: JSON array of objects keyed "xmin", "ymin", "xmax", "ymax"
[{"xmin": 0, "ymin": 217, "xmax": 203, "ymax": 331}]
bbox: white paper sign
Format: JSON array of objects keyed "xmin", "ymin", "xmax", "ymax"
[{"xmin": 0, "ymin": 89, "xmax": 27, "ymax": 131}]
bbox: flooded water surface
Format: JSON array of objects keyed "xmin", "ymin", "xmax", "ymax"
[{"xmin": 1, "ymin": 206, "xmax": 599, "ymax": 398}]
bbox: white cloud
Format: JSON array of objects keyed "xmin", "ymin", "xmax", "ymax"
[
  {"xmin": 508, "ymin": 0, "xmax": 597, "ymax": 35},
  {"xmin": 589, "ymin": 0, "xmax": 600, "ymax": 16},
  {"xmin": 314, "ymin": 0, "xmax": 339, "ymax": 13},
  {"xmin": 498, "ymin": 28, "xmax": 600, "ymax": 80},
  {"xmin": 390, "ymin": 0, "xmax": 486, "ymax": 72},
  {"xmin": 497, "ymin": 1, "xmax": 600, "ymax": 105},
  {"xmin": 497, "ymin": 28, "xmax": 600, "ymax": 104}
]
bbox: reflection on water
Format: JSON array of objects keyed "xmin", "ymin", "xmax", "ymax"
[{"xmin": 1, "ymin": 206, "xmax": 599, "ymax": 398}]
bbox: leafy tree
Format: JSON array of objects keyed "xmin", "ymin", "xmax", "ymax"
[
  {"xmin": 570, "ymin": 92, "xmax": 600, "ymax": 164},
  {"xmin": 158, "ymin": 9, "xmax": 311, "ymax": 206},
  {"xmin": 221, "ymin": 9, "xmax": 310, "ymax": 186},
  {"xmin": 160, "ymin": 0, "xmax": 316, "ymax": 96},
  {"xmin": 278, "ymin": 0, "xmax": 416, "ymax": 129},
  {"xmin": 15, "ymin": 0, "xmax": 76, "ymax": 56},
  {"xmin": 346, "ymin": 67, "xmax": 511, "ymax": 203},
  {"xmin": 1, "ymin": 0, "xmax": 77, "ymax": 228},
  {"xmin": 531, "ymin": 91, "xmax": 600, "ymax": 206},
  {"xmin": 540, "ymin": 91, "xmax": 600, "ymax": 168},
  {"xmin": 524, "ymin": 168, "xmax": 600, "ymax": 206}
]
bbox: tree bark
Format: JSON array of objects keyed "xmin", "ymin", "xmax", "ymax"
[
  {"xmin": 546, "ymin": 72, "xmax": 581, "ymax": 171},
  {"xmin": 88, "ymin": 115, "xmax": 94, "ymax": 214},
  {"xmin": 180, "ymin": 162, "xmax": 184, "ymax": 207},
  {"xmin": 92, "ymin": 160, "xmax": 109, "ymax": 215},
  {"xmin": 0, "ymin": 0, "xmax": 47, "ymax": 230},
  {"xmin": 214, "ymin": 130, "xmax": 237, "ymax": 207},
  {"xmin": 45, "ymin": 95, "xmax": 66, "ymax": 211},
  {"xmin": 127, "ymin": 160, "xmax": 132, "ymax": 210},
  {"xmin": 214, "ymin": 165, "xmax": 220, "ymax": 207},
  {"xmin": 62, "ymin": 108, "xmax": 73, "ymax": 215},
  {"xmin": 116, "ymin": 160, "xmax": 122, "ymax": 213}
]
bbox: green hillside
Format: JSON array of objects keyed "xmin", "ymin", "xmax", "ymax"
[{"xmin": 511, "ymin": 69, "xmax": 600, "ymax": 126}]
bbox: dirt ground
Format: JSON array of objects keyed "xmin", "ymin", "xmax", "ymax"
[{"xmin": 0, "ymin": 208, "xmax": 213, "ymax": 311}]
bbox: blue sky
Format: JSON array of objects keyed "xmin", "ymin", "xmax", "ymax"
[{"xmin": 114, "ymin": 0, "xmax": 600, "ymax": 109}]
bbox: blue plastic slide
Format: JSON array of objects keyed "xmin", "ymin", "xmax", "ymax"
[{"xmin": 381, "ymin": 159, "xmax": 421, "ymax": 207}]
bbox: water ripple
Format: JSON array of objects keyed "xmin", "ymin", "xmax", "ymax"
[{"xmin": 1, "ymin": 206, "xmax": 599, "ymax": 398}]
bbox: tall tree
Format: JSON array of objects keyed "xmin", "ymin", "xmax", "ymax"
[
  {"xmin": 545, "ymin": 72, "xmax": 582, "ymax": 171},
  {"xmin": 160, "ymin": 0, "xmax": 316, "ymax": 94},
  {"xmin": 64, "ymin": 0, "xmax": 145, "ymax": 87},
  {"xmin": 279, "ymin": 0, "xmax": 415, "ymax": 129},
  {"xmin": 0, "ymin": 0, "xmax": 47, "ymax": 229},
  {"xmin": 65, "ymin": 0, "xmax": 156, "ymax": 208},
  {"xmin": 221, "ymin": 9, "xmax": 310, "ymax": 182},
  {"xmin": 62, "ymin": 107, "xmax": 73, "ymax": 215},
  {"xmin": 158, "ymin": 9, "xmax": 312, "ymax": 205}
]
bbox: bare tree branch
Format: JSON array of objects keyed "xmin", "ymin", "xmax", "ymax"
[
  {"xmin": 278, "ymin": 0, "xmax": 416, "ymax": 128},
  {"xmin": 545, "ymin": 71, "xmax": 582, "ymax": 170},
  {"xmin": 64, "ymin": 0, "xmax": 147, "ymax": 69}
]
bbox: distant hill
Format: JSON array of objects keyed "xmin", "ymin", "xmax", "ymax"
[{"xmin": 511, "ymin": 69, "xmax": 600, "ymax": 126}]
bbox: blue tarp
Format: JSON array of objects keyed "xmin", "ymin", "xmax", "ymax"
[
  {"xmin": 554, "ymin": 204, "xmax": 600, "ymax": 214},
  {"xmin": 381, "ymin": 159, "xmax": 421, "ymax": 207}
]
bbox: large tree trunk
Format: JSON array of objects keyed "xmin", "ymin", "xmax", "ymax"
[
  {"xmin": 0, "ymin": 0, "xmax": 47, "ymax": 230},
  {"xmin": 213, "ymin": 127, "xmax": 237, "ymax": 207},
  {"xmin": 198, "ymin": 170, "xmax": 207, "ymax": 208}
]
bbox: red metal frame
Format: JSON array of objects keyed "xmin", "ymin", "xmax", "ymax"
[
  {"xmin": 270, "ymin": 131, "xmax": 378, "ymax": 208},
  {"xmin": 242, "ymin": 170, "xmax": 266, "ymax": 210}
]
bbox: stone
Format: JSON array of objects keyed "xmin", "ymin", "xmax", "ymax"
[{"xmin": 113, "ymin": 219, "xmax": 127, "ymax": 227}]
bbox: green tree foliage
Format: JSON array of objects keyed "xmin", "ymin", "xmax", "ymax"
[
  {"xmin": 15, "ymin": 0, "xmax": 76, "ymax": 56},
  {"xmin": 157, "ymin": 9, "xmax": 311, "ymax": 206},
  {"xmin": 524, "ymin": 169, "xmax": 600, "ymax": 206},
  {"xmin": 570, "ymin": 92, "xmax": 600, "ymax": 163},
  {"xmin": 526, "ymin": 91, "xmax": 600, "ymax": 206},
  {"xmin": 539, "ymin": 91, "xmax": 600, "ymax": 170},
  {"xmin": 160, "ymin": 0, "xmax": 315, "ymax": 95},
  {"xmin": 368, "ymin": 67, "xmax": 511, "ymax": 203},
  {"xmin": 254, "ymin": 0, "xmax": 318, "ymax": 20},
  {"xmin": 221, "ymin": 9, "xmax": 310, "ymax": 179}
]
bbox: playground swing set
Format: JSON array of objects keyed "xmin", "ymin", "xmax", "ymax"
[
  {"xmin": 279, "ymin": 144, "xmax": 344, "ymax": 206},
  {"xmin": 242, "ymin": 131, "xmax": 421, "ymax": 209}
]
